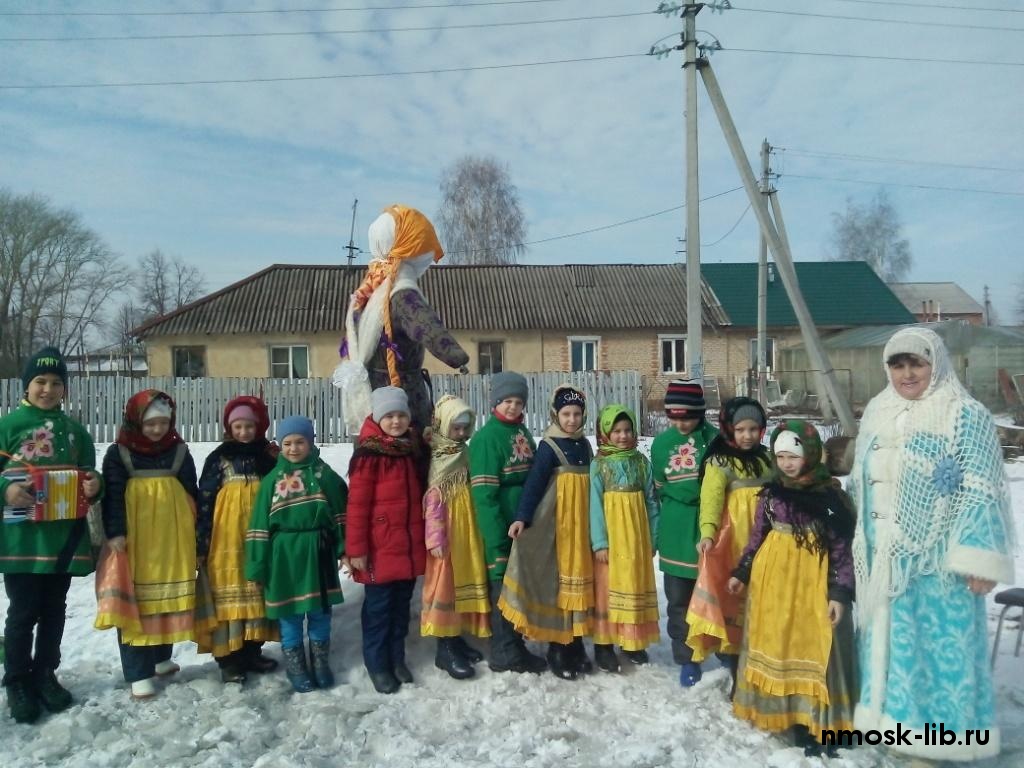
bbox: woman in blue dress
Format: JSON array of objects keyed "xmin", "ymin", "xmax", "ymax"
[{"xmin": 850, "ymin": 326, "xmax": 1014, "ymax": 763}]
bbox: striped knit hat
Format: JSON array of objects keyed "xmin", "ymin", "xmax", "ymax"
[{"xmin": 665, "ymin": 379, "xmax": 706, "ymax": 418}]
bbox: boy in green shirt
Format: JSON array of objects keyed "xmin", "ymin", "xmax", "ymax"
[
  {"xmin": 469, "ymin": 372, "xmax": 546, "ymax": 674},
  {"xmin": 1, "ymin": 347, "xmax": 101, "ymax": 723},
  {"xmin": 650, "ymin": 380, "xmax": 717, "ymax": 687}
]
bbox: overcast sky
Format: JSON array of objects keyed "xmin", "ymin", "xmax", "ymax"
[{"xmin": 2, "ymin": 0, "xmax": 1022, "ymax": 327}]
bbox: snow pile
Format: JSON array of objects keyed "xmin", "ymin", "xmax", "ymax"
[{"xmin": 2, "ymin": 442, "xmax": 1023, "ymax": 767}]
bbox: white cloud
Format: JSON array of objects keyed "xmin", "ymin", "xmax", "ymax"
[{"xmin": 1, "ymin": 0, "xmax": 1021, "ymax": 320}]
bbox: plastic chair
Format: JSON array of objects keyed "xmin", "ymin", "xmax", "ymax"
[{"xmin": 990, "ymin": 588, "xmax": 1024, "ymax": 670}]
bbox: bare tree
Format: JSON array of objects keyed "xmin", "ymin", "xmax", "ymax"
[
  {"xmin": 0, "ymin": 189, "xmax": 128, "ymax": 377},
  {"xmin": 829, "ymin": 190, "xmax": 912, "ymax": 282},
  {"xmin": 437, "ymin": 155, "xmax": 527, "ymax": 265},
  {"xmin": 135, "ymin": 248, "xmax": 205, "ymax": 319}
]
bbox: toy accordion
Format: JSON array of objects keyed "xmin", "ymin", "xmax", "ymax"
[{"xmin": 2, "ymin": 466, "xmax": 90, "ymax": 524}]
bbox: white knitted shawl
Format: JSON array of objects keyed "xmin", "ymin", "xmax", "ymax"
[{"xmin": 850, "ymin": 327, "xmax": 1014, "ymax": 618}]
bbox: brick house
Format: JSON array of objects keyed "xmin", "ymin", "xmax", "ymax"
[{"xmin": 132, "ymin": 263, "xmax": 731, "ymax": 410}]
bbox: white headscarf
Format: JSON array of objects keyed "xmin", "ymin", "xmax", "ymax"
[{"xmin": 851, "ymin": 326, "xmax": 1014, "ymax": 616}]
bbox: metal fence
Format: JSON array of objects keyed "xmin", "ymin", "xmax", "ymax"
[{"xmin": 2, "ymin": 370, "xmax": 643, "ymax": 443}]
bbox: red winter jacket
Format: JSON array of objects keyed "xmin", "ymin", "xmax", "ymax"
[{"xmin": 345, "ymin": 417, "xmax": 426, "ymax": 585}]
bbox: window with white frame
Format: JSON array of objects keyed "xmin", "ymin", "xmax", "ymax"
[
  {"xmin": 270, "ymin": 345, "xmax": 310, "ymax": 379},
  {"xmin": 749, "ymin": 337, "xmax": 776, "ymax": 371},
  {"xmin": 569, "ymin": 337, "xmax": 599, "ymax": 372},
  {"xmin": 478, "ymin": 341, "xmax": 504, "ymax": 375},
  {"xmin": 659, "ymin": 335, "xmax": 687, "ymax": 374}
]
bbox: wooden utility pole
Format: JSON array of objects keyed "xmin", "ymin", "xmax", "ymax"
[
  {"xmin": 756, "ymin": 139, "xmax": 770, "ymax": 404},
  {"xmin": 700, "ymin": 64, "xmax": 856, "ymax": 434},
  {"xmin": 683, "ymin": 0, "xmax": 703, "ymax": 380},
  {"xmin": 984, "ymin": 284, "xmax": 992, "ymax": 326}
]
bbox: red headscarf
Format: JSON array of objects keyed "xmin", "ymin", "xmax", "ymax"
[
  {"xmin": 222, "ymin": 395, "xmax": 271, "ymax": 439},
  {"xmin": 117, "ymin": 389, "xmax": 184, "ymax": 456}
]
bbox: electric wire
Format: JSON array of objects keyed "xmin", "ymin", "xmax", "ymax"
[
  {"xmin": 0, "ymin": 0, "xmax": 579, "ymax": 17},
  {"xmin": 726, "ymin": 46, "xmax": 1024, "ymax": 67},
  {"xmin": 825, "ymin": 0, "xmax": 1024, "ymax": 14},
  {"xmin": 728, "ymin": 5, "xmax": 1024, "ymax": 33},
  {"xmin": 783, "ymin": 172, "xmax": 1024, "ymax": 197},
  {"xmin": 0, "ymin": 11, "xmax": 654, "ymax": 43},
  {"xmin": 702, "ymin": 203, "xmax": 751, "ymax": 247},
  {"xmin": 0, "ymin": 52, "xmax": 647, "ymax": 90},
  {"xmin": 784, "ymin": 148, "xmax": 1024, "ymax": 175}
]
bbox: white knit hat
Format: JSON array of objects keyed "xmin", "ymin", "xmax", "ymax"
[
  {"xmin": 142, "ymin": 399, "xmax": 173, "ymax": 422},
  {"xmin": 773, "ymin": 430, "xmax": 805, "ymax": 458}
]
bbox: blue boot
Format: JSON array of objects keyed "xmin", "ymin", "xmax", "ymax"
[
  {"xmin": 679, "ymin": 661, "xmax": 702, "ymax": 687},
  {"xmin": 282, "ymin": 646, "xmax": 315, "ymax": 693},
  {"xmin": 309, "ymin": 640, "xmax": 335, "ymax": 689}
]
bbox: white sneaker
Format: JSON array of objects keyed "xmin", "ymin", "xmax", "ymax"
[
  {"xmin": 154, "ymin": 660, "xmax": 180, "ymax": 677},
  {"xmin": 130, "ymin": 678, "xmax": 157, "ymax": 700}
]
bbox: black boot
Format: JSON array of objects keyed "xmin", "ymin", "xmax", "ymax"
[
  {"xmin": 393, "ymin": 661, "xmax": 414, "ymax": 685},
  {"xmin": 368, "ymin": 669, "xmax": 400, "ymax": 694},
  {"xmin": 568, "ymin": 637, "xmax": 593, "ymax": 674},
  {"xmin": 4, "ymin": 678, "xmax": 41, "ymax": 724},
  {"xmin": 623, "ymin": 649, "xmax": 649, "ymax": 665},
  {"xmin": 242, "ymin": 642, "xmax": 278, "ymax": 673},
  {"xmin": 547, "ymin": 643, "xmax": 578, "ymax": 680},
  {"xmin": 435, "ymin": 639, "xmax": 475, "ymax": 680},
  {"xmin": 281, "ymin": 646, "xmax": 315, "ymax": 693},
  {"xmin": 594, "ymin": 644, "xmax": 620, "ymax": 673},
  {"xmin": 452, "ymin": 636, "xmax": 484, "ymax": 664},
  {"xmin": 308, "ymin": 640, "xmax": 334, "ymax": 689},
  {"xmin": 34, "ymin": 669, "xmax": 73, "ymax": 712}
]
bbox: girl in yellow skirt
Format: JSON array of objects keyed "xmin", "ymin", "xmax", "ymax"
[
  {"xmin": 685, "ymin": 397, "xmax": 771, "ymax": 692},
  {"xmin": 589, "ymin": 404, "xmax": 659, "ymax": 673},
  {"xmin": 195, "ymin": 396, "xmax": 280, "ymax": 683},
  {"xmin": 727, "ymin": 421, "xmax": 857, "ymax": 757},
  {"xmin": 501, "ymin": 385, "xmax": 594, "ymax": 680},
  {"xmin": 420, "ymin": 395, "xmax": 490, "ymax": 680},
  {"xmin": 99, "ymin": 390, "xmax": 201, "ymax": 700}
]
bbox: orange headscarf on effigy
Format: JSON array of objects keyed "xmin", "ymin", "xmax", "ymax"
[{"xmin": 347, "ymin": 204, "xmax": 444, "ymax": 386}]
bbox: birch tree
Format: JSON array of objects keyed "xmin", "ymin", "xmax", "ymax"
[
  {"xmin": 829, "ymin": 190, "xmax": 912, "ymax": 282},
  {"xmin": 438, "ymin": 155, "xmax": 527, "ymax": 265}
]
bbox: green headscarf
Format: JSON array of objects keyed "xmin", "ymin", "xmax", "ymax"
[
  {"xmin": 597, "ymin": 404, "xmax": 639, "ymax": 460},
  {"xmin": 769, "ymin": 419, "xmax": 832, "ymax": 490}
]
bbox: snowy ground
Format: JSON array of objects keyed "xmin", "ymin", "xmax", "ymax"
[{"xmin": 3, "ymin": 439, "xmax": 1024, "ymax": 768}]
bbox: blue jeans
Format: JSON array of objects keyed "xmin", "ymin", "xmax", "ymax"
[
  {"xmin": 361, "ymin": 580, "xmax": 415, "ymax": 674},
  {"xmin": 116, "ymin": 632, "xmax": 173, "ymax": 683},
  {"xmin": 279, "ymin": 610, "xmax": 332, "ymax": 650}
]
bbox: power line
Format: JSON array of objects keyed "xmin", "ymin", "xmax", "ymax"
[
  {"xmin": 825, "ymin": 0, "xmax": 1024, "ymax": 14},
  {"xmin": 727, "ymin": 46, "xmax": 1024, "ymax": 67},
  {"xmin": 0, "ymin": 11, "xmax": 652, "ymax": 43},
  {"xmin": 729, "ymin": 5, "xmax": 1024, "ymax": 33},
  {"xmin": 702, "ymin": 203, "xmax": 751, "ymax": 247},
  {"xmin": 0, "ymin": 52, "xmax": 647, "ymax": 90},
  {"xmin": 0, "ymin": 0, "xmax": 577, "ymax": 17},
  {"xmin": 784, "ymin": 148, "xmax": 1024, "ymax": 175},
  {"xmin": 450, "ymin": 187, "xmax": 745, "ymax": 255},
  {"xmin": 783, "ymin": 172, "xmax": 1024, "ymax": 197}
]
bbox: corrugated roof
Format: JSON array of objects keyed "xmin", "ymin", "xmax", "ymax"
[
  {"xmin": 888, "ymin": 282, "xmax": 984, "ymax": 316},
  {"xmin": 701, "ymin": 261, "xmax": 916, "ymax": 327},
  {"xmin": 790, "ymin": 320, "xmax": 1024, "ymax": 351},
  {"xmin": 133, "ymin": 263, "xmax": 731, "ymax": 338}
]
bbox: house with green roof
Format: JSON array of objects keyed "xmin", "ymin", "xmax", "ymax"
[{"xmin": 700, "ymin": 261, "xmax": 915, "ymax": 393}]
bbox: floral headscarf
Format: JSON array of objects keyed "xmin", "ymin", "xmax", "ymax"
[
  {"xmin": 596, "ymin": 404, "xmax": 638, "ymax": 460},
  {"xmin": 117, "ymin": 389, "xmax": 184, "ymax": 456},
  {"xmin": 769, "ymin": 419, "xmax": 832, "ymax": 491}
]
